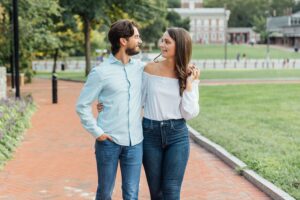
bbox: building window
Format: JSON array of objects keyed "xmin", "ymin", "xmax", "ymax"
[
  {"xmin": 212, "ymin": 33, "xmax": 216, "ymax": 40},
  {"xmin": 219, "ymin": 19, "xmax": 224, "ymax": 27},
  {"xmin": 211, "ymin": 19, "xmax": 216, "ymax": 27},
  {"xmin": 219, "ymin": 34, "xmax": 223, "ymax": 40},
  {"xmin": 204, "ymin": 19, "xmax": 209, "ymax": 26},
  {"xmin": 197, "ymin": 19, "xmax": 202, "ymax": 26}
]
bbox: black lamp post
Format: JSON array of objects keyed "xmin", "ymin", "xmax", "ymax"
[
  {"xmin": 224, "ymin": 4, "xmax": 228, "ymax": 62},
  {"xmin": 12, "ymin": 0, "xmax": 20, "ymax": 98},
  {"xmin": 9, "ymin": 9, "xmax": 15, "ymax": 89}
]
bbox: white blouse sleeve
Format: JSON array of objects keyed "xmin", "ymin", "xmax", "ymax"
[
  {"xmin": 141, "ymin": 72, "xmax": 148, "ymax": 108},
  {"xmin": 180, "ymin": 80, "xmax": 200, "ymax": 120}
]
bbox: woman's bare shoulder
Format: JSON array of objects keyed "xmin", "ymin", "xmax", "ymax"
[{"xmin": 144, "ymin": 61, "xmax": 160, "ymax": 74}]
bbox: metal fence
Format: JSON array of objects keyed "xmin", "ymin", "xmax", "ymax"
[
  {"xmin": 191, "ymin": 59, "xmax": 300, "ymax": 70},
  {"xmin": 32, "ymin": 59, "xmax": 300, "ymax": 72}
]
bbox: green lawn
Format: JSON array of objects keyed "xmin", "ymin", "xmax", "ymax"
[
  {"xmin": 191, "ymin": 44, "xmax": 300, "ymax": 59},
  {"xmin": 201, "ymin": 69, "xmax": 300, "ymax": 80},
  {"xmin": 35, "ymin": 71, "xmax": 86, "ymax": 82},
  {"xmin": 188, "ymin": 84, "xmax": 300, "ymax": 199},
  {"xmin": 35, "ymin": 69, "xmax": 300, "ymax": 82}
]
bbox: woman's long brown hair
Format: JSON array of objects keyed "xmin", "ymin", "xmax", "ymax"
[{"xmin": 167, "ymin": 27, "xmax": 192, "ymax": 96}]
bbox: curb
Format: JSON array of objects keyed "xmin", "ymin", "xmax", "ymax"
[{"xmin": 188, "ymin": 125, "xmax": 295, "ymax": 200}]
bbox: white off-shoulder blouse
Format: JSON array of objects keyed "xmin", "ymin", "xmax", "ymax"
[{"xmin": 142, "ymin": 72, "xmax": 200, "ymax": 121}]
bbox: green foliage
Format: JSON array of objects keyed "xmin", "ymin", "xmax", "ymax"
[
  {"xmin": 204, "ymin": 0, "xmax": 298, "ymax": 40},
  {"xmin": 0, "ymin": 95, "xmax": 36, "ymax": 169},
  {"xmin": 293, "ymin": 2, "xmax": 300, "ymax": 13},
  {"xmin": 166, "ymin": 10, "xmax": 190, "ymax": 30},
  {"xmin": 168, "ymin": 0, "xmax": 181, "ymax": 8},
  {"xmin": 60, "ymin": 0, "xmax": 165, "ymax": 75},
  {"xmin": 0, "ymin": 0, "xmax": 62, "ymax": 71}
]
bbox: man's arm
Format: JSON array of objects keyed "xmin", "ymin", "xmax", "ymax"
[{"xmin": 76, "ymin": 68, "xmax": 108, "ymax": 140}]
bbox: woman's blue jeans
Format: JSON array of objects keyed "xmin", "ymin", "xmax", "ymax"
[
  {"xmin": 142, "ymin": 117, "xmax": 190, "ymax": 200},
  {"xmin": 94, "ymin": 140, "xmax": 143, "ymax": 200}
]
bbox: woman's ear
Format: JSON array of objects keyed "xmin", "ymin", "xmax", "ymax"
[{"xmin": 119, "ymin": 38, "xmax": 127, "ymax": 47}]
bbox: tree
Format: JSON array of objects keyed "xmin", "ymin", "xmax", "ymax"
[
  {"xmin": 204, "ymin": 0, "xmax": 298, "ymax": 41},
  {"xmin": 60, "ymin": 0, "xmax": 161, "ymax": 76},
  {"xmin": 0, "ymin": 0, "xmax": 62, "ymax": 73},
  {"xmin": 139, "ymin": 0, "xmax": 168, "ymax": 48},
  {"xmin": 166, "ymin": 10, "xmax": 190, "ymax": 31},
  {"xmin": 0, "ymin": 1, "xmax": 11, "ymax": 67},
  {"xmin": 168, "ymin": 0, "xmax": 181, "ymax": 8},
  {"xmin": 293, "ymin": 2, "xmax": 300, "ymax": 13}
]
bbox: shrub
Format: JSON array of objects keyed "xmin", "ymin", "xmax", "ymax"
[{"xmin": 0, "ymin": 95, "xmax": 35, "ymax": 168}]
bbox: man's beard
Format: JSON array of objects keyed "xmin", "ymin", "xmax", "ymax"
[{"xmin": 126, "ymin": 46, "xmax": 140, "ymax": 56}]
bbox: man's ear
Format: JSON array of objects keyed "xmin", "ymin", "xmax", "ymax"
[{"xmin": 119, "ymin": 38, "xmax": 127, "ymax": 47}]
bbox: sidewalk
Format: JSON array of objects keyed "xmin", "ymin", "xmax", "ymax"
[{"xmin": 0, "ymin": 79, "xmax": 270, "ymax": 200}]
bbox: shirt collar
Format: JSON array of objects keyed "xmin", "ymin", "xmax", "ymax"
[{"xmin": 108, "ymin": 54, "xmax": 134, "ymax": 65}]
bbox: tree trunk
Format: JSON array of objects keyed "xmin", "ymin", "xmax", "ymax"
[
  {"xmin": 83, "ymin": 16, "xmax": 91, "ymax": 76},
  {"xmin": 52, "ymin": 48, "xmax": 59, "ymax": 74}
]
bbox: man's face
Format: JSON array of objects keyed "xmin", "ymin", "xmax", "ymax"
[{"xmin": 125, "ymin": 27, "xmax": 142, "ymax": 56}]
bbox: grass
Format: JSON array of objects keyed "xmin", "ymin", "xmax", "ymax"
[
  {"xmin": 35, "ymin": 71, "xmax": 86, "ymax": 82},
  {"xmin": 201, "ymin": 69, "xmax": 300, "ymax": 80},
  {"xmin": 34, "ymin": 69, "xmax": 300, "ymax": 82},
  {"xmin": 191, "ymin": 44, "xmax": 300, "ymax": 59},
  {"xmin": 188, "ymin": 84, "xmax": 300, "ymax": 199}
]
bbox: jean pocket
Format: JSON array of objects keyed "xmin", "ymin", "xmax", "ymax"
[
  {"xmin": 171, "ymin": 121, "xmax": 187, "ymax": 131},
  {"xmin": 142, "ymin": 119, "xmax": 152, "ymax": 130}
]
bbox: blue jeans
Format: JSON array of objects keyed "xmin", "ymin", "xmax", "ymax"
[
  {"xmin": 142, "ymin": 118, "xmax": 190, "ymax": 200},
  {"xmin": 94, "ymin": 140, "xmax": 143, "ymax": 200}
]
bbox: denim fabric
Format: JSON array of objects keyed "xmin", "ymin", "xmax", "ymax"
[
  {"xmin": 142, "ymin": 117, "xmax": 190, "ymax": 200},
  {"xmin": 94, "ymin": 140, "xmax": 143, "ymax": 200}
]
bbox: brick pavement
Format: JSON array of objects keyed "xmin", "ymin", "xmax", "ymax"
[{"xmin": 0, "ymin": 79, "xmax": 270, "ymax": 200}]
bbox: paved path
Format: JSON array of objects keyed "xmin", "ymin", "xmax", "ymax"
[{"xmin": 0, "ymin": 79, "xmax": 270, "ymax": 200}]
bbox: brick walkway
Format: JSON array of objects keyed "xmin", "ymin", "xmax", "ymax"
[{"xmin": 0, "ymin": 79, "xmax": 270, "ymax": 200}]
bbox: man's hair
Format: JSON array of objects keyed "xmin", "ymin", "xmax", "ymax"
[{"xmin": 108, "ymin": 20, "xmax": 138, "ymax": 55}]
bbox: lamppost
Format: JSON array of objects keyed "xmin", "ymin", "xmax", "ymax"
[
  {"xmin": 266, "ymin": 11, "xmax": 270, "ymax": 61},
  {"xmin": 12, "ymin": 0, "xmax": 20, "ymax": 98},
  {"xmin": 9, "ymin": 9, "xmax": 15, "ymax": 89},
  {"xmin": 224, "ymin": 4, "xmax": 228, "ymax": 62}
]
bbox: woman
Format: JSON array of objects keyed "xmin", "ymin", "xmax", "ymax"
[
  {"xmin": 97, "ymin": 27, "xmax": 200, "ymax": 199},
  {"xmin": 141, "ymin": 27, "xmax": 200, "ymax": 200}
]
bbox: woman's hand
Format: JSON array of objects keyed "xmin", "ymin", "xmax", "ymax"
[
  {"xmin": 186, "ymin": 64, "xmax": 200, "ymax": 91},
  {"xmin": 187, "ymin": 64, "xmax": 200, "ymax": 81},
  {"xmin": 95, "ymin": 102, "xmax": 112, "ymax": 141},
  {"xmin": 97, "ymin": 102, "xmax": 103, "ymax": 112}
]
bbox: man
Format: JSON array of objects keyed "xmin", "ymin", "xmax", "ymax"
[{"xmin": 76, "ymin": 19, "xmax": 144, "ymax": 200}]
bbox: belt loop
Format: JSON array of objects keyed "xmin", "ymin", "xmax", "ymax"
[
  {"xmin": 150, "ymin": 119, "xmax": 153, "ymax": 129},
  {"xmin": 170, "ymin": 119, "xmax": 174, "ymax": 129}
]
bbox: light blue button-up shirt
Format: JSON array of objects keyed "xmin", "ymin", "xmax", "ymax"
[{"xmin": 76, "ymin": 54, "xmax": 145, "ymax": 146}]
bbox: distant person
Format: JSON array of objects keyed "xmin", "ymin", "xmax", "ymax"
[
  {"xmin": 250, "ymin": 38, "xmax": 255, "ymax": 46},
  {"xmin": 236, "ymin": 53, "xmax": 240, "ymax": 61}
]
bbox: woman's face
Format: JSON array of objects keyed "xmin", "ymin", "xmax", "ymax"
[{"xmin": 159, "ymin": 31, "xmax": 176, "ymax": 59}]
